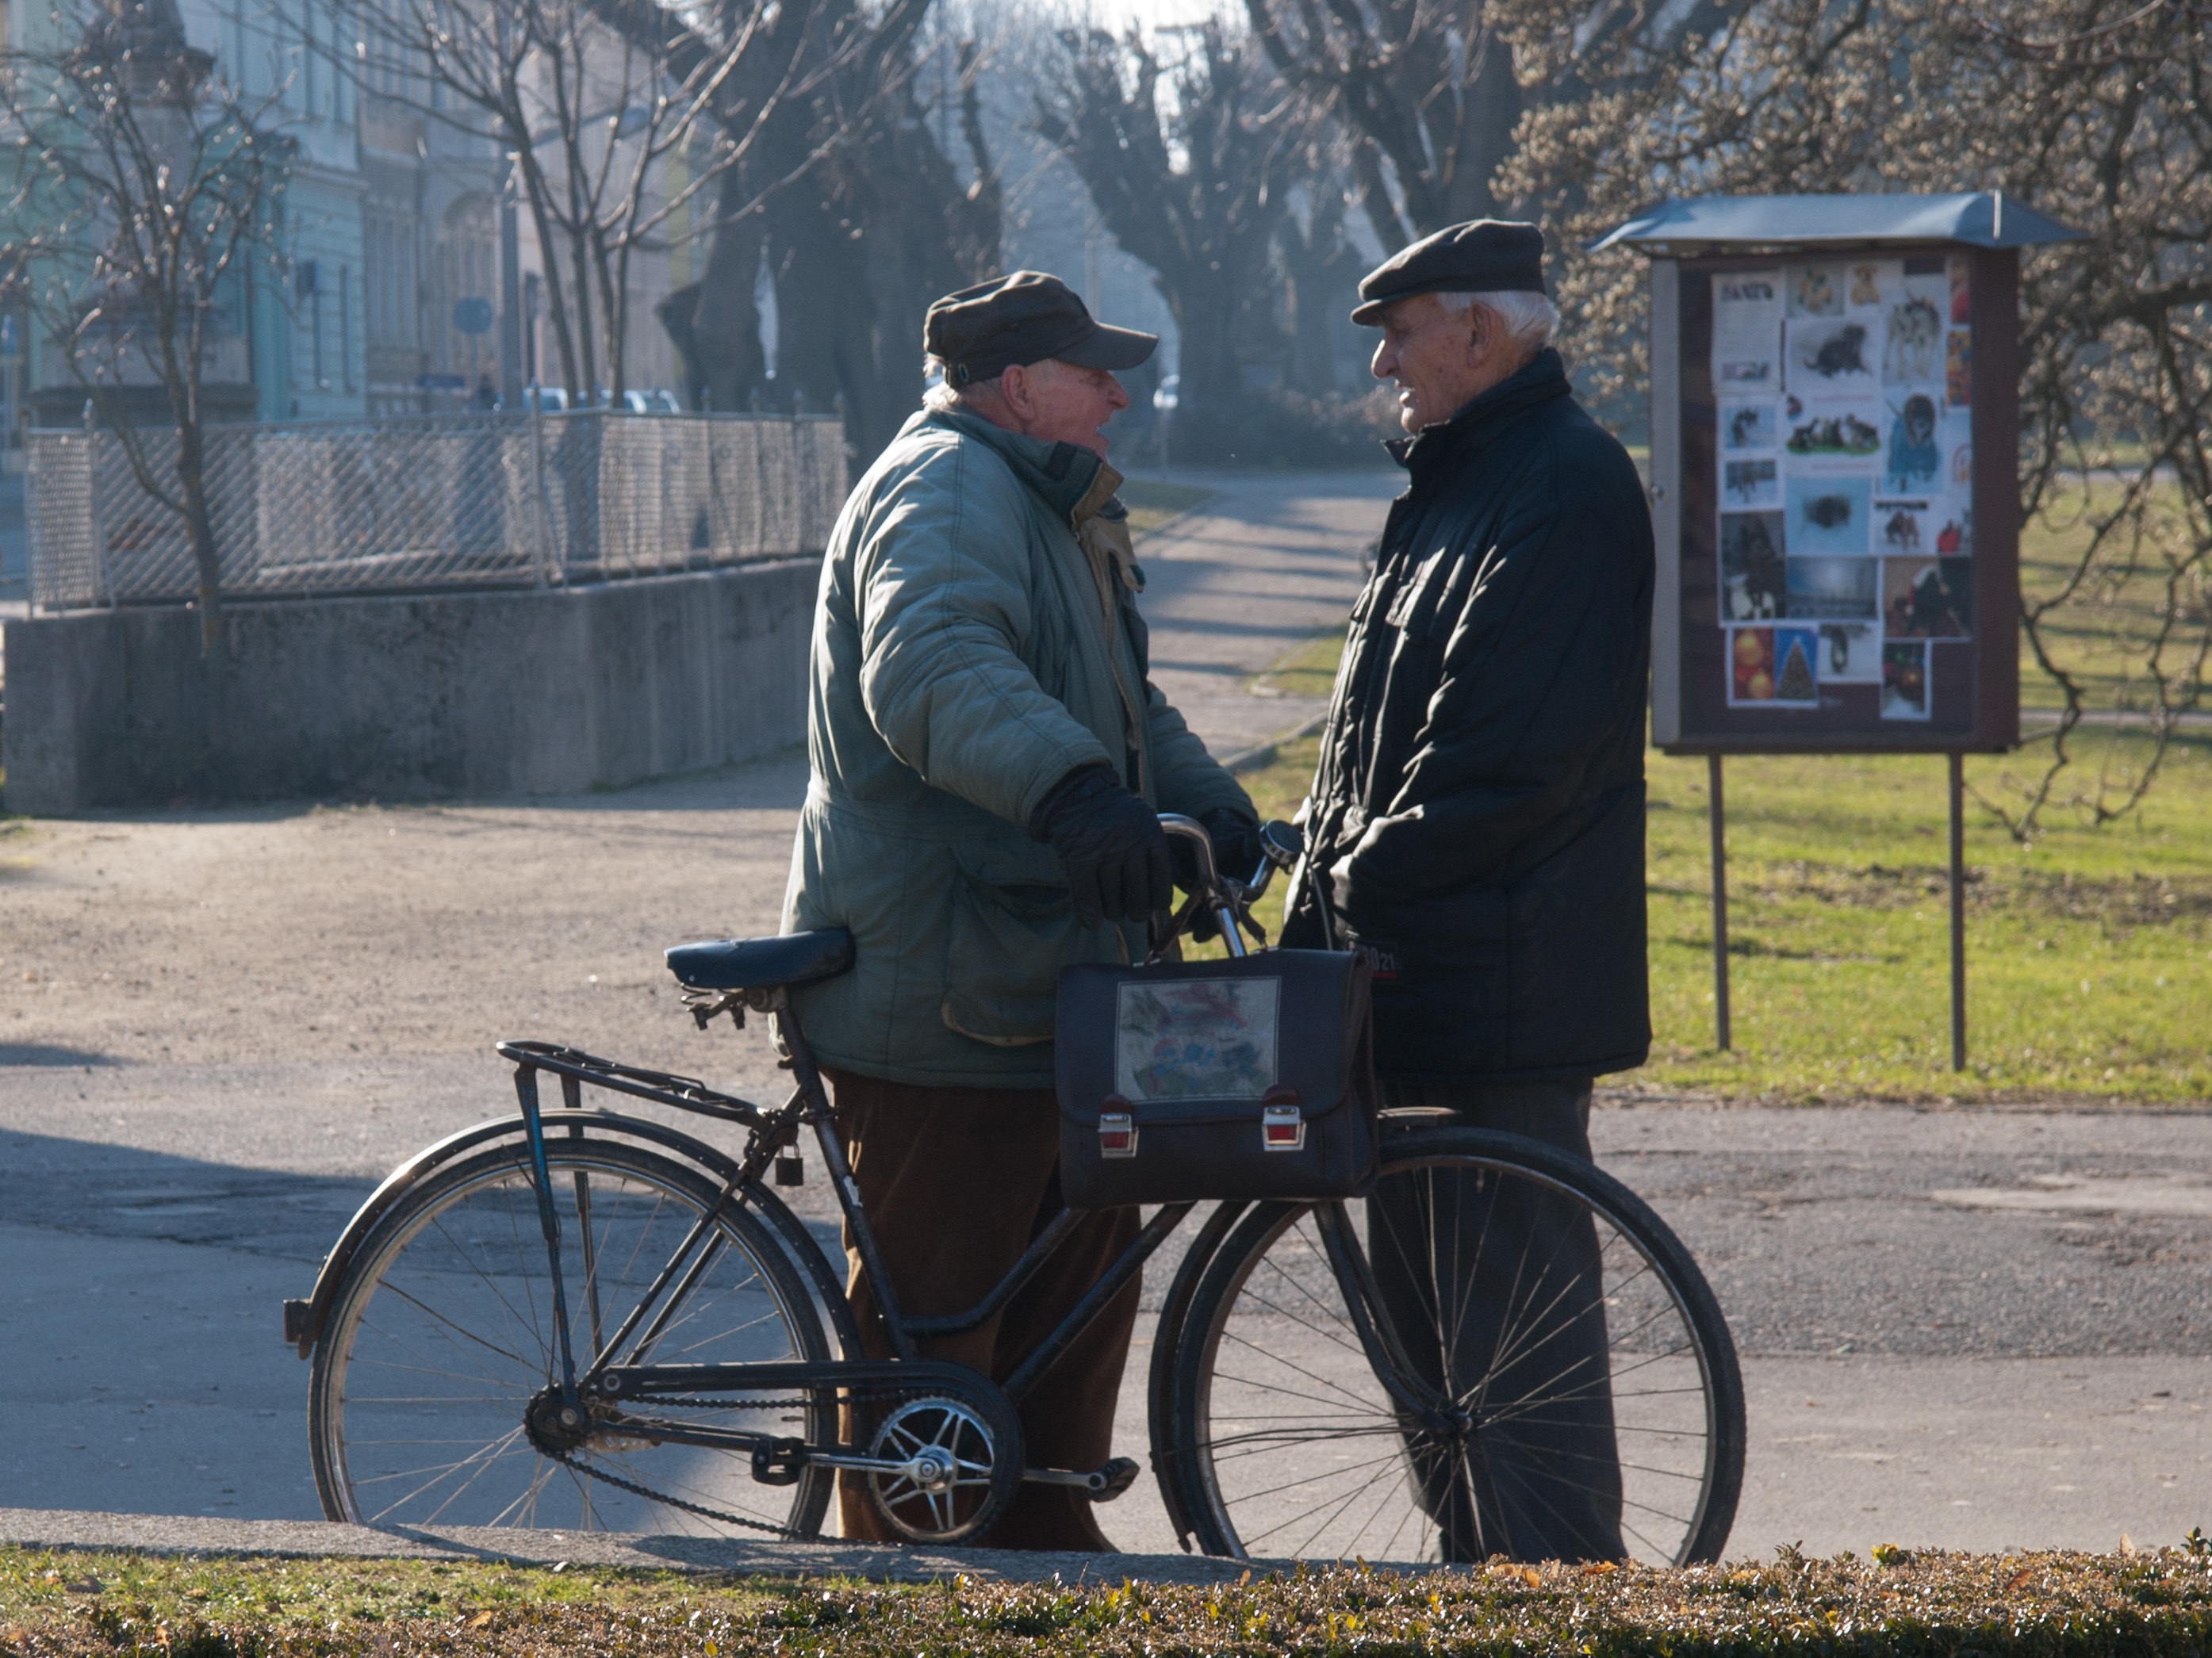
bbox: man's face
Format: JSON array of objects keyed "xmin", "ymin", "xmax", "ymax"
[
  {"xmin": 1369, "ymin": 293, "xmax": 1512, "ymax": 434},
  {"xmin": 999, "ymin": 358, "xmax": 1131, "ymax": 456}
]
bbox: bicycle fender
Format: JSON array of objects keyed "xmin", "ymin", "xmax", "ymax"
[
  {"xmin": 281, "ymin": 1107, "xmax": 852, "ymax": 1360},
  {"xmin": 1146, "ymin": 1197, "xmax": 1249, "ymax": 1552}
]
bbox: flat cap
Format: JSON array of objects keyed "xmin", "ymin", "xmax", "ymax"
[
  {"xmin": 1351, "ymin": 220, "xmax": 1547, "ymax": 325},
  {"xmin": 925, "ymin": 271, "xmax": 1157, "ymax": 386}
]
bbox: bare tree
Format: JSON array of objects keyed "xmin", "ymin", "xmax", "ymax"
[
  {"xmin": 0, "ymin": 0, "xmax": 291, "ymax": 651},
  {"xmin": 1496, "ymin": 0, "xmax": 2212, "ymax": 834},
  {"xmin": 630, "ymin": 0, "xmax": 1002, "ymax": 456},
  {"xmin": 338, "ymin": 0, "xmax": 817, "ymax": 404},
  {"xmin": 1240, "ymin": 0, "xmax": 1521, "ymax": 249},
  {"xmin": 1034, "ymin": 21, "xmax": 1293, "ymax": 453}
]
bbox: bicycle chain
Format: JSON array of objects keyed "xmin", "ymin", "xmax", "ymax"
[
  {"xmin": 544, "ymin": 1443, "xmax": 800, "ymax": 1537},
  {"xmin": 538, "ymin": 1396, "xmax": 820, "ymax": 1538}
]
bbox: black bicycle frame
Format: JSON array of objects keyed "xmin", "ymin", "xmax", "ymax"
[
  {"xmin": 497, "ymin": 1005, "xmax": 1202, "ymax": 1472},
  {"xmin": 499, "ymin": 973, "xmax": 1439, "ymax": 1476}
]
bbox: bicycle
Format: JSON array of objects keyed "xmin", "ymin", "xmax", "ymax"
[{"xmin": 285, "ymin": 818, "xmax": 1744, "ymax": 1564}]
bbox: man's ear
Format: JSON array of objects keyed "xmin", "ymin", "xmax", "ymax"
[
  {"xmin": 1464, "ymin": 302, "xmax": 1497, "ymax": 366},
  {"xmin": 999, "ymin": 362, "xmax": 1035, "ymax": 425}
]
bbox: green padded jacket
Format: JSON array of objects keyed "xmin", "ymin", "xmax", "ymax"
[{"xmin": 780, "ymin": 407, "xmax": 1253, "ymax": 1088}]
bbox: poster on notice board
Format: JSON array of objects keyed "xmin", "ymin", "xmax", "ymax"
[{"xmin": 1710, "ymin": 255, "xmax": 1973, "ymax": 723}]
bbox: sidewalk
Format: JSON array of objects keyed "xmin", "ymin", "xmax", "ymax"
[{"xmin": 1122, "ymin": 467, "xmax": 1394, "ymax": 760}]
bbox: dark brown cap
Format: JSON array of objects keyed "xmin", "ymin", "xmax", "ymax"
[
  {"xmin": 1351, "ymin": 220, "xmax": 1547, "ymax": 325},
  {"xmin": 925, "ymin": 271, "xmax": 1157, "ymax": 385}
]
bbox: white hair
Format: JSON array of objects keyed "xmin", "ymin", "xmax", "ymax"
[
  {"xmin": 1437, "ymin": 289, "xmax": 1559, "ymax": 353},
  {"xmin": 922, "ymin": 352, "xmax": 1020, "ymax": 414}
]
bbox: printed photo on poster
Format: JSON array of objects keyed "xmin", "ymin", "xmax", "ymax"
[
  {"xmin": 1720, "ymin": 511, "xmax": 1787, "ymax": 621},
  {"xmin": 1948, "ymin": 255, "xmax": 1971, "ymax": 324},
  {"xmin": 1818, "ymin": 622, "xmax": 1884, "ymax": 683},
  {"xmin": 1786, "ymin": 264, "xmax": 1846, "ymax": 318},
  {"xmin": 1882, "ymin": 276, "xmax": 1947, "ymax": 384},
  {"xmin": 1883, "ymin": 390, "xmax": 1944, "ymax": 492},
  {"xmin": 1784, "ymin": 395, "xmax": 1880, "ymax": 459},
  {"xmin": 1720, "ymin": 400, "xmax": 1780, "ymax": 450},
  {"xmin": 1712, "ymin": 273, "xmax": 1784, "ymax": 391},
  {"xmin": 1942, "ymin": 408, "xmax": 1973, "ymax": 492},
  {"xmin": 1786, "ymin": 317, "xmax": 1877, "ymax": 395},
  {"xmin": 1785, "ymin": 473, "xmax": 1873, "ymax": 555},
  {"xmin": 1722, "ymin": 455, "xmax": 1781, "ymax": 508},
  {"xmin": 1875, "ymin": 497, "xmax": 1937, "ymax": 556},
  {"xmin": 1845, "ymin": 260, "xmax": 1893, "ymax": 311},
  {"xmin": 1946, "ymin": 327, "xmax": 1972, "ymax": 407},
  {"xmin": 1882, "ymin": 640, "xmax": 1930, "ymax": 720},
  {"xmin": 1884, "ymin": 557, "xmax": 1973, "ymax": 639},
  {"xmin": 1785, "ymin": 555, "xmax": 1879, "ymax": 619},
  {"xmin": 1728, "ymin": 623, "xmax": 1821, "ymax": 706},
  {"xmin": 1931, "ymin": 505, "xmax": 1971, "ymax": 557}
]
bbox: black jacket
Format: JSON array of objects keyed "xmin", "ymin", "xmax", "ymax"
[{"xmin": 1281, "ymin": 349, "xmax": 1654, "ymax": 1083}]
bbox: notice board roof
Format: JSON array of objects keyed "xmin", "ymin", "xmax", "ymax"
[{"xmin": 1593, "ymin": 193, "xmax": 2085, "ymax": 253}]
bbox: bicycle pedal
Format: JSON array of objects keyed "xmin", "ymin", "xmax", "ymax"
[
  {"xmin": 1087, "ymin": 1457, "xmax": 1139, "ymax": 1503},
  {"xmin": 775, "ymin": 1153, "xmax": 803, "ymax": 1186},
  {"xmin": 750, "ymin": 1436, "xmax": 807, "ymax": 1487}
]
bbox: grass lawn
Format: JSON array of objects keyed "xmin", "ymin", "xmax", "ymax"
[
  {"xmin": 6, "ymin": 1542, "xmax": 2210, "ymax": 1656},
  {"xmin": 2018, "ymin": 476, "xmax": 2206, "ymax": 717},
  {"xmin": 1221, "ymin": 664, "xmax": 2212, "ymax": 1106}
]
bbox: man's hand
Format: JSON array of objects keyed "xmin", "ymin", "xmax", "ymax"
[
  {"xmin": 1029, "ymin": 764, "xmax": 1175, "ymax": 929},
  {"xmin": 1200, "ymin": 808, "xmax": 1264, "ymax": 887},
  {"xmin": 1168, "ymin": 808, "xmax": 1263, "ymax": 941}
]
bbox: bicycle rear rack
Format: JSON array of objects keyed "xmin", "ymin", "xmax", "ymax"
[{"xmin": 496, "ymin": 1040, "xmax": 773, "ymax": 1128}]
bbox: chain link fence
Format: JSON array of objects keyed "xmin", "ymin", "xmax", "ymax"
[{"xmin": 24, "ymin": 408, "xmax": 849, "ymax": 611}]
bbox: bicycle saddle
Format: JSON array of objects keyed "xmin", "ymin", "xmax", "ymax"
[{"xmin": 665, "ymin": 928, "xmax": 853, "ymax": 991}]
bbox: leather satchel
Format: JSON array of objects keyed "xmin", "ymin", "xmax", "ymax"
[{"xmin": 1055, "ymin": 949, "xmax": 1379, "ymax": 1208}]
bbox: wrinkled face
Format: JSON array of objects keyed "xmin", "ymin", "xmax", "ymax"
[
  {"xmin": 1368, "ymin": 293, "xmax": 1497, "ymax": 434},
  {"xmin": 997, "ymin": 358, "xmax": 1132, "ymax": 456}
]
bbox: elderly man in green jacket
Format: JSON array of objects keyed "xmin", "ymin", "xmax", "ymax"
[{"xmin": 781, "ymin": 271, "xmax": 1258, "ymax": 1549}]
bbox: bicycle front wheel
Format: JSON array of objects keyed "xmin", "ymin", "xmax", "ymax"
[
  {"xmin": 309, "ymin": 1135, "xmax": 834, "ymax": 1537},
  {"xmin": 1162, "ymin": 1126, "xmax": 1742, "ymax": 1566}
]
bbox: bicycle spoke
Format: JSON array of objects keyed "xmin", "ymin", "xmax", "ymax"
[{"xmin": 1180, "ymin": 1131, "xmax": 1738, "ymax": 1568}]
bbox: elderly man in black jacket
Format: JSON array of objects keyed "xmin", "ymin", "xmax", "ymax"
[{"xmin": 1282, "ymin": 220, "xmax": 1654, "ymax": 1564}]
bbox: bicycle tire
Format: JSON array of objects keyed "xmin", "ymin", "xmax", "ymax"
[
  {"xmin": 309, "ymin": 1135, "xmax": 836, "ymax": 1537},
  {"xmin": 1160, "ymin": 1125, "xmax": 1742, "ymax": 1566}
]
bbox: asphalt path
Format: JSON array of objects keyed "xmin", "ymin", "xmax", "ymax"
[{"xmin": 4, "ymin": 469, "xmax": 2209, "ymax": 1564}]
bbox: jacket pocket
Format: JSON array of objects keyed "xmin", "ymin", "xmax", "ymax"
[{"xmin": 940, "ymin": 838, "xmax": 1114, "ymax": 1047}]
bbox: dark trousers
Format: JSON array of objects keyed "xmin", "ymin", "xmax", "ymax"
[
  {"xmin": 824, "ymin": 1067, "xmax": 1142, "ymax": 1550},
  {"xmin": 1366, "ymin": 1078, "xmax": 1625, "ymax": 1563}
]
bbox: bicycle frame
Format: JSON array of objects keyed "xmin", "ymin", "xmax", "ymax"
[{"xmin": 490, "ymin": 815, "xmax": 1445, "ymax": 1488}]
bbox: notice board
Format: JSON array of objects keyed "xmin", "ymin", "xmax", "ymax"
[{"xmin": 1647, "ymin": 247, "xmax": 2022, "ymax": 752}]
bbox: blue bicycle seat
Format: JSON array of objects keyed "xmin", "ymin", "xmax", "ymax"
[{"xmin": 665, "ymin": 929, "xmax": 853, "ymax": 991}]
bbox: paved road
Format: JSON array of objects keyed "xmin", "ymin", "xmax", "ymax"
[
  {"xmin": 4, "ymin": 470, "xmax": 2209, "ymax": 1564},
  {"xmin": 1120, "ymin": 467, "xmax": 1394, "ymax": 756}
]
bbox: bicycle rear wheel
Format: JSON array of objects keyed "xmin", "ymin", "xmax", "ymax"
[
  {"xmin": 1161, "ymin": 1126, "xmax": 1741, "ymax": 1566},
  {"xmin": 309, "ymin": 1135, "xmax": 834, "ymax": 1537}
]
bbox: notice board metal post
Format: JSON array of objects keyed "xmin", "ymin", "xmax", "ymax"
[{"xmin": 1601, "ymin": 193, "xmax": 2081, "ymax": 1068}]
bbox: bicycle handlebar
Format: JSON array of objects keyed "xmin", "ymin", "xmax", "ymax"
[{"xmin": 1156, "ymin": 814, "xmax": 1304, "ymax": 960}]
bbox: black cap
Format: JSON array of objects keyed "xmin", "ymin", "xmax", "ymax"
[
  {"xmin": 1351, "ymin": 220, "xmax": 1547, "ymax": 325},
  {"xmin": 925, "ymin": 271, "xmax": 1157, "ymax": 385}
]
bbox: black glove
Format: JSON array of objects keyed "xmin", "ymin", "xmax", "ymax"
[
  {"xmin": 1029, "ymin": 764, "xmax": 1175, "ymax": 930},
  {"xmin": 1171, "ymin": 807, "xmax": 1262, "ymax": 942},
  {"xmin": 1202, "ymin": 807, "xmax": 1264, "ymax": 888}
]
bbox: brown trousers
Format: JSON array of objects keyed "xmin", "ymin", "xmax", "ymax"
[{"xmin": 824, "ymin": 1066, "xmax": 1142, "ymax": 1551}]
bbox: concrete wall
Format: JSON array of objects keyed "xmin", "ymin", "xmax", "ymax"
[{"xmin": 2, "ymin": 559, "xmax": 820, "ymax": 813}]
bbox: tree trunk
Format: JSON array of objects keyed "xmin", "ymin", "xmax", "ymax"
[{"xmin": 174, "ymin": 419, "xmax": 223, "ymax": 654}]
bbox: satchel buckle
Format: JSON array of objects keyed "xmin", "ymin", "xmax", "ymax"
[
  {"xmin": 1261, "ymin": 1103, "xmax": 1305, "ymax": 1152},
  {"xmin": 1098, "ymin": 1111, "xmax": 1138, "ymax": 1158}
]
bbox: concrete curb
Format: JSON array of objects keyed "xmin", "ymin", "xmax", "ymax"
[
  {"xmin": 1222, "ymin": 711, "xmax": 1328, "ymax": 775},
  {"xmin": 0, "ymin": 1507, "xmax": 1274, "ymax": 1587}
]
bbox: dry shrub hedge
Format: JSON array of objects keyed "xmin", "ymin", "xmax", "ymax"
[{"xmin": 5, "ymin": 1538, "xmax": 2212, "ymax": 1657}]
